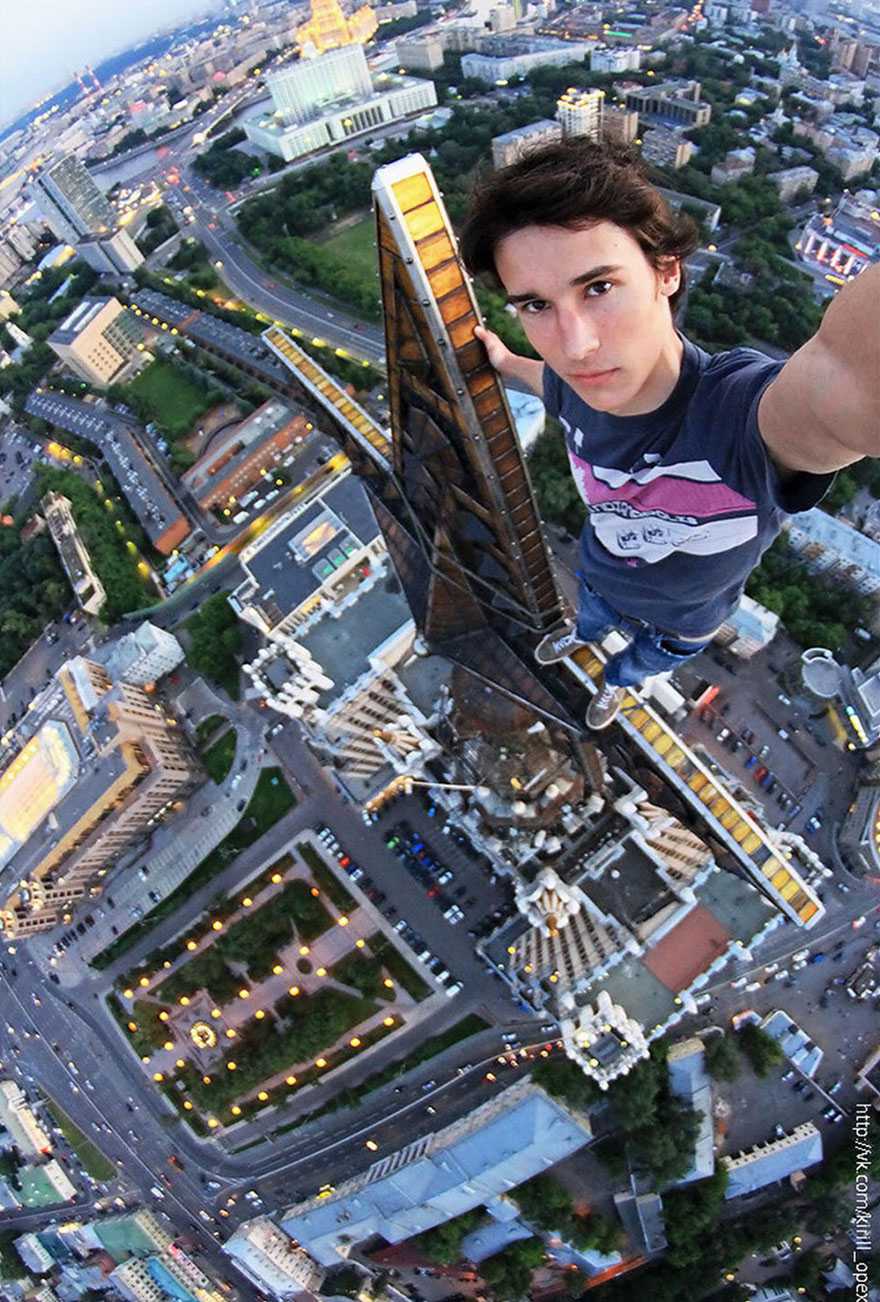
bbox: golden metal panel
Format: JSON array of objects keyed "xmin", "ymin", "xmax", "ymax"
[
  {"xmin": 771, "ymin": 867, "xmax": 790, "ymax": 889},
  {"xmin": 392, "ymin": 172, "xmax": 433, "ymax": 211},
  {"xmin": 429, "ymin": 262, "xmax": 464, "ymax": 298},
  {"xmin": 405, "ymin": 201, "xmax": 445, "ymax": 242},
  {"xmin": 780, "ymin": 878, "xmax": 800, "ymax": 901},
  {"xmin": 742, "ymin": 832, "xmax": 762, "ymax": 854},
  {"xmin": 799, "ymin": 901, "xmax": 820, "ymax": 922},
  {"xmin": 437, "ymin": 286, "xmax": 472, "ymax": 324}
]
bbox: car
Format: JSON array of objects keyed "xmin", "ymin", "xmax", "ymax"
[
  {"xmin": 773, "ymin": 1123, "xmax": 785, "ymax": 1139},
  {"xmin": 420, "ymin": 1079, "xmax": 437, "ymax": 1092},
  {"xmin": 236, "ymin": 799, "xmax": 246, "ymax": 812},
  {"xmin": 793, "ymin": 1080, "xmax": 805, "ymax": 1093},
  {"xmin": 393, "ymin": 918, "xmax": 408, "ymax": 934},
  {"xmin": 744, "ymin": 754, "xmax": 758, "ymax": 770},
  {"xmin": 446, "ymin": 981, "xmax": 463, "ymax": 997},
  {"xmin": 778, "ymin": 693, "xmax": 792, "ymax": 706},
  {"xmin": 828, "ymin": 1080, "xmax": 844, "ymax": 1095},
  {"xmin": 717, "ymin": 727, "xmax": 730, "ymax": 743},
  {"xmin": 808, "ymin": 952, "xmax": 826, "ymax": 964},
  {"xmin": 782, "ymin": 1069, "xmax": 795, "ymax": 1082}
]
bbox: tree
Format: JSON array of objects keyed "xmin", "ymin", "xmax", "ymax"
[
  {"xmin": 481, "ymin": 1237, "xmax": 545, "ymax": 1301},
  {"xmin": 414, "ymin": 1209, "xmax": 482, "ymax": 1264},
  {"xmin": 704, "ymin": 1033, "xmax": 741, "ymax": 1081},
  {"xmin": 737, "ymin": 1024, "xmax": 784, "ymax": 1077}
]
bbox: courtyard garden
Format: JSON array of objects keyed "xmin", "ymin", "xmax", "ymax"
[{"xmin": 111, "ymin": 837, "xmax": 434, "ymax": 1133}]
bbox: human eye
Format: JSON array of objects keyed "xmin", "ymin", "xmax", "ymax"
[
  {"xmin": 585, "ymin": 280, "xmax": 613, "ymax": 298},
  {"xmin": 518, "ymin": 299, "xmax": 548, "ymax": 316}
]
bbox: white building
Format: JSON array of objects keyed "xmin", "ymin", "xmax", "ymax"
[
  {"xmin": 491, "ymin": 119, "xmax": 562, "ymax": 168},
  {"xmin": 590, "ymin": 44, "xmax": 641, "ymax": 73},
  {"xmin": 244, "ymin": 43, "xmax": 437, "ymax": 162},
  {"xmin": 462, "ymin": 40, "xmax": 590, "ymax": 83},
  {"xmin": 100, "ymin": 622, "xmax": 184, "ymax": 686},
  {"xmin": 556, "ymin": 87, "xmax": 605, "ymax": 140},
  {"xmin": 224, "ymin": 1217, "xmax": 325, "ymax": 1298},
  {"xmin": 714, "ymin": 593, "xmax": 779, "ymax": 659},
  {"xmin": 75, "ymin": 228, "xmax": 144, "ymax": 275},
  {"xmin": 0, "ymin": 1081, "xmax": 51, "ymax": 1156},
  {"xmin": 785, "ymin": 509, "xmax": 880, "ymax": 596}
]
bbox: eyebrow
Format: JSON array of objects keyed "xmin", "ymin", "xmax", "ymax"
[{"xmin": 505, "ymin": 264, "xmax": 622, "ymax": 305}]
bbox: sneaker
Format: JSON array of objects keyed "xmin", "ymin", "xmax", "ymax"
[
  {"xmin": 534, "ymin": 623, "xmax": 588, "ymax": 666},
  {"xmin": 586, "ymin": 678, "xmax": 625, "ymax": 731}
]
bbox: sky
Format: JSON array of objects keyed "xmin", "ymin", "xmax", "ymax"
[{"xmin": 2, "ymin": 0, "xmax": 224, "ymax": 127}]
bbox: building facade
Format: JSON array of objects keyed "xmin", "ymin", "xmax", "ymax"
[
  {"xmin": 75, "ymin": 228, "xmax": 144, "ymax": 275},
  {"xmin": 625, "ymin": 79, "xmax": 712, "ymax": 129},
  {"xmin": 602, "ymin": 105, "xmax": 639, "ymax": 145},
  {"xmin": 767, "ymin": 165, "xmax": 819, "ymax": 203},
  {"xmin": 41, "ymin": 492, "xmax": 106, "ymax": 616},
  {"xmin": 31, "ymin": 156, "xmax": 115, "ymax": 245},
  {"xmin": 224, "ymin": 1218, "xmax": 325, "ymax": 1298},
  {"xmin": 47, "ymin": 297, "xmax": 141, "ymax": 388},
  {"xmin": 641, "ymin": 126, "xmax": 694, "ymax": 170},
  {"xmin": 0, "ymin": 656, "xmax": 200, "ymax": 936},
  {"xmin": 713, "ymin": 593, "xmax": 779, "ymax": 659},
  {"xmin": 786, "ymin": 509, "xmax": 880, "ymax": 597},
  {"xmin": 590, "ymin": 44, "xmax": 641, "ymax": 73},
  {"xmin": 181, "ymin": 399, "xmax": 311, "ymax": 512},
  {"xmin": 491, "ymin": 118, "xmax": 563, "ymax": 168},
  {"xmin": 556, "ymin": 88, "xmax": 605, "ymax": 139},
  {"xmin": 100, "ymin": 623, "xmax": 185, "ymax": 687}
]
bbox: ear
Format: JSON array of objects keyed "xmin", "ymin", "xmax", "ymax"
[{"xmin": 656, "ymin": 256, "xmax": 681, "ymax": 299}]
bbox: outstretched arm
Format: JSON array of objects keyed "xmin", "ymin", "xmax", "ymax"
[{"xmin": 758, "ymin": 264, "xmax": 880, "ymax": 475}]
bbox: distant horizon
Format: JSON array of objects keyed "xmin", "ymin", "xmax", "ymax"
[{"xmin": 2, "ymin": 0, "xmax": 224, "ymax": 131}]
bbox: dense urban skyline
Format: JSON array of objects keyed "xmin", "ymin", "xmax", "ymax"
[{"xmin": 2, "ymin": 0, "xmax": 222, "ymax": 128}]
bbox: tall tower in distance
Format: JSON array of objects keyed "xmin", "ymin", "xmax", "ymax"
[
  {"xmin": 296, "ymin": 0, "xmax": 378, "ymax": 56},
  {"xmin": 31, "ymin": 156, "xmax": 115, "ymax": 245}
]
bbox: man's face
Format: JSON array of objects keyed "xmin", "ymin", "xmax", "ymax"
[{"xmin": 495, "ymin": 220, "xmax": 681, "ymax": 416}]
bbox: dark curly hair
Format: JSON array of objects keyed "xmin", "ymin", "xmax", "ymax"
[{"xmin": 458, "ymin": 136, "xmax": 700, "ymax": 313}]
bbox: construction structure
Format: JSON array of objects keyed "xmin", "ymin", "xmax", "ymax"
[{"xmin": 255, "ymin": 154, "xmax": 821, "ymax": 934}]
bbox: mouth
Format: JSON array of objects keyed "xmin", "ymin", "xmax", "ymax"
[{"xmin": 569, "ymin": 368, "xmax": 618, "ymax": 386}]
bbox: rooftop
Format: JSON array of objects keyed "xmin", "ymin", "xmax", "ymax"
[
  {"xmin": 237, "ymin": 473, "xmax": 381, "ymax": 623},
  {"xmin": 280, "ymin": 1080, "xmax": 591, "ymax": 1266},
  {"xmin": 723, "ymin": 1123, "xmax": 823, "ymax": 1199}
]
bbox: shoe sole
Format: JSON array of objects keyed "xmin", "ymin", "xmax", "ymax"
[
  {"xmin": 534, "ymin": 643, "xmax": 587, "ymax": 666},
  {"xmin": 585, "ymin": 707, "xmax": 621, "ymax": 731}
]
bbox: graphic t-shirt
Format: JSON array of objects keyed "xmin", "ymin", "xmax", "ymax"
[{"xmin": 542, "ymin": 334, "xmax": 834, "ymax": 638}]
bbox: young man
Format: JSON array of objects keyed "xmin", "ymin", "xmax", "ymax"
[{"xmin": 459, "ymin": 138, "xmax": 879, "ymax": 730}]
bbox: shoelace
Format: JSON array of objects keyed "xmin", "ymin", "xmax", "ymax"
[
  {"xmin": 594, "ymin": 683, "xmax": 619, "ymax": 707},
  {"xmin": 554, "ymin": 628, "xmax": 580, "ymax": 651}
]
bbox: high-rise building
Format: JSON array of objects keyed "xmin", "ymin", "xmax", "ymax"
[
  {"xmin": 0, "ymin": 656, "xmax": 200, "ymax": 937},
  {"xmin": 296, "ymin": 0, "xmax": 377, "ymax": 55},
  {"xmin": 31, "ymin": 156, "xmax": 115, "ymax": 244},
  {"xmin": 641, "ymin": 126, "xmax": 694, "ymax": 170},
  {"xmin": 602, "ymin": 104, "xmax": 639, "ymax": 145},
  {"xmin": 625, "ymin": 79, "xmax": 712, "ymax": 129},
  {"xmin": 491, "ymin": 118, "xmax": 563, "ymax": 168},
  {"xmin": 0, "ymin": 244, "xmax": 21, "ymax": 289},
  {"xmin": 47, "ymin": 297, "xmax": 141, "ymax": 388},
  {"xmin": 265, "ymin": 45, "xmax": 372, "ymax": 124},
  {"xmin": 246, "ymin": 44, "xmax": 436, "ymax": 162},
  {"xmin": 100, "ymin": 623, "xmax": 185, "ymax": 687},
  {"xmin": 0, "ymin": 1081, "xmax": 51, "ymax": 1156},
  {"xmin": 556, "ymin": 87, "xmax": 605, "ymax": 139},
  {"xmin": 4, "ymin": 223, "xmax": 40, "ymax": 262},
  {"xmin": 75, "ymin": 228, "xmax": 144, "ymax": 275},
  {"xmin": 41, "ymin": 491, "xmax": 107, "ymax": 616}
]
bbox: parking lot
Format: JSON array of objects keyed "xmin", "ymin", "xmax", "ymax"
[
  {"xmin": 0, "ymin": 425, "xmax": 40, "ymax": 504},
  {"xmin": 677, "ymin": 642, "xmax": 862, "ymax": 862},
  {"xmin": 313, "ymin": 793, "xmax": 518, "ymax": 1017}
]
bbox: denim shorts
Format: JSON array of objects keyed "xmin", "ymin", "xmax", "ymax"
[{"xmin": 574, "ymin": 573, "xmax": 712, "ymax": 689}]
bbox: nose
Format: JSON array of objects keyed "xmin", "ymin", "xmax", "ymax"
[{"xmin": 556, "ymin": 304, "xmax": 599, "ymax": 363}]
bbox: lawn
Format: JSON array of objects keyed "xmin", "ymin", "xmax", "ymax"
[
  {"xmin": 125, "ymin": 360, "xmax": 214, "ymax": 440},
  {"xmin": 201, "ymin": 728, "xmax": 237, "ymax": 783},
  {"xmin": 43, "ymin": 1095, "xmax": 116, "ymax": 1181},
  {"xmin": 319, "ymin": 213, "xmax": 379, "ymax": 289},
  {"xmin": 196, "ymin": 713, "xmax": 228, "ymax": 747},
  {"xmin": 297, "ymin": 842, "xmax": 355, "ymax": 912}
]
